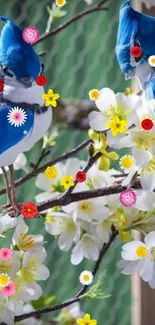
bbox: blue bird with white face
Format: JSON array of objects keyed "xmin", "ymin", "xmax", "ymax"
[
  {"xmin": 116, "ymin": 0, "xmax": 155, "ymax": 100},
  {"xmin": 0, "ymin": 16, "xmax": 52, "ymax": 212}
]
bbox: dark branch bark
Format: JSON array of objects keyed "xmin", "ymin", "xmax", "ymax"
[
  {"xmin": 37, "ymin": 179, "xmax": 141, "ymax": 213},
  {"xmin": 33, "ymin": 0, "xmax": 110, "ymax": 45}
]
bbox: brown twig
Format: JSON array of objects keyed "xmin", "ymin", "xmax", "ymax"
[
  {"xmin": 14, "ymin": 227, "xmax": 118, "ymax": 322},
  {"xmin": 37, "ymin": 179, "xmax": 141, "ymax": 213},
  {"xmin": 0, "ymin": 139, "xmax": 91, "ymax": 197},
  {"xmin": 33, "ymin": 0, "xmax": 110, "ymax": 45}
]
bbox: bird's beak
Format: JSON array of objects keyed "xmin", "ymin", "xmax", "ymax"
[
  {"xmin": 20, "ymin": 77, "xmax": 34, "ymax": 88},
  {"xmin": 125, "ymin": 70, "xmax": 136, "ymax": 80}
]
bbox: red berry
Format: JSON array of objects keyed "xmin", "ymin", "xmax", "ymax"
[
  {"xmin": 130, "ymin": 46, "xmax": 142, "ymax": 58},
  {"xmin": 76, "ymin": 171, "xmax": 86, "ymax": 183},
  {"xmin": 36, "ymin": 75, "xmax": 47, "ymax": 86},
  {"xmin": 141, "ymin": 118, "xmax": 153, "ymax": 131}
]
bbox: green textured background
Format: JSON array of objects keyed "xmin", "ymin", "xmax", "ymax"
[{"xmin": 0, "ymin": 0, "xmax": 131, "ymax": 324}]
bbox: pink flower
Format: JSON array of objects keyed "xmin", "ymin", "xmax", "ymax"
[
  {"xmin": 1, "ymin": 282, "xmax": 16, "ymax": 296},
  {"xmin": 120, "ymin": 189, "xmax": 136, "ymax": 207},
  {"xmin": 22, "ymin": 26, "xmax": 40, "ymax": 44},
  {"xmin": 0, "ymin": 248, "xmax": 12, "ymax": 261}
]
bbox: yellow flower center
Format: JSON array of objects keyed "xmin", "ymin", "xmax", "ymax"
[
  {"xmin": 121, "ymin": 157, "xmax": 134, "ymax": 169},
  {"xmin": 83, "ymin": 275, "xmax": 89, "ymax": 281},
  {"xmin": 56, "ymin": 0, "xmax": 66, "ymax": 6},
  {"xmin": 44, "ymin": 166, "xmax": 58, "ymax": 179},
  {"xmin": 151, "ymin": 58, "xmax": 155, "ymax": 64},
  {"xmin": 89, "ymin": 89, "xmax": 100, "ymax": 101},
  {"xmin": 0, "ymin": 273, "xmax": 10, "ymax": 289},
  {"xmin": 79, "ymin": 201, "xmax": 93, "ymax": 214},
  {"xmin": 45, "ymin": 216, "xmax": 57, "ymax": 223},
  {"xmin": 19, "ymin": 233, "xmax": 34, "ymax": 250},
  {"xmin": 136, "ymin": 246, "xmax": 147, "ymax": 258},
  {"xmin": 28, "ymin": 208, "xmax": 32, "ymax": 212}
]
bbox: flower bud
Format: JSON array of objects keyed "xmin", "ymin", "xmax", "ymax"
[
  {"xmin": 97, "ymin": 156, "xmax": 110, "ymax": 171},
  {"xmin": 88, "ymin": 128, "xmax": 99, "ymax": 141}
]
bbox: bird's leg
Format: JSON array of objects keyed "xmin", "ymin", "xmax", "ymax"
[
  {"xmin": 8, "ymin": 164, "xmax": 21, "ymax": 213},
  {"xmin": 1, "ymin": 167, "xmax": 12, "ymax": 208}
]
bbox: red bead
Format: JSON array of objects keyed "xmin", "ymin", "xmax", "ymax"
[
  {"xmin": 0, "ymin": 78, "xmax": 4, "ymax": 85},
  {"xmin": 36, "ymin": 75, "xmax": 47, "ymax": 86},
  {"xmin": 141, "ymin": 118, "xmax": 153, "ymax": 131},
  {"xmin": 76, "ymin": 171, "xmax": 86, "ymax": 183},
  {"xmin": 0, "ymin": 84, "xmax": 4, "ymax": 92},
  {"xmin": 130, "ymin": 46, "xmax": 142, "ymax": 58}
]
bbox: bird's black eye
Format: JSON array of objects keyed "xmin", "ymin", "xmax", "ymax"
[
  {"xmin": 41, "ymin": 63, "xmax": 44, "ymax": 75},
  {"xmin": 2, "ymin": 66, "xmax": 14, "ymax": 78}
]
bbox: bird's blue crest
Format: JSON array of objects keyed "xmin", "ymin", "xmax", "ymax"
[
  {"xmin": 116, "ymin": 0, "xmax": 155, "ymax": 73},
  {"xmin": 0, "ymin": 16, "xmax": 41, "ymax": 80}
]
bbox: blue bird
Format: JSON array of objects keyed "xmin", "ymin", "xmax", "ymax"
[
  {"xmin": 0, "ymin": 16, "xmax": 52, "ymax": 213},
  {"xmin": 116, "ymin": 0, "xmax": 155, "ymax": 100}
]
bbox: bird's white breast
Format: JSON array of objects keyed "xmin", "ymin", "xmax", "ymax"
[
  {"xmin": 0, "ymin": 82, "xmax": 52, "ymax": 166},
  {"xmin": 136, "ymin": 62, "xmax": 154, "ymax": 87}
]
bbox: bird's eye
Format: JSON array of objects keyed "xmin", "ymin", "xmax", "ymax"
[
  {"xmin": 40, "ymin": 63, "xmax": 44, "ymax": 75},
  {"xmin": 2, "ymin": 66, "xmax": 14, "ymax": 78}
]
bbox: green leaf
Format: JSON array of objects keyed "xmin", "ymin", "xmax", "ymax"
[
  {"xmin": 31, "ymin": 294, "xmax": 56, "ymax": 309},
  {"xmin": 80, "ymin": 272, "xmax": 111, "ymax": 301}
]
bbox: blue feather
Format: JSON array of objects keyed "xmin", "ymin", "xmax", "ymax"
[
  {"xmin": 0, "ymin": 16, "xmax": 41, "ymax": 80},
  {"xmin": 0, "ymin": 103, "xmax": 34, "ymax": 154}
]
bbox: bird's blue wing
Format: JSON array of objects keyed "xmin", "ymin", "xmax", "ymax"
[
  {"xmin": 0, "ymin": 103, "xmax": 34, "ymax": 154},
  {"xmin": 144, "ymin": 78, "xmax": 155, "ymax": 101}
]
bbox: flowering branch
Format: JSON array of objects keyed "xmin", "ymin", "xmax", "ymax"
[
  {"xmin": 37, "ymin": 179, "xmax": 141, "ymax": 213},
  {"xmin": 14, "ymin": 227, "xmax": 118, "ymax": 322},
  {"xmin": 0, "ymin": 139, "xmax": 91, "ymax": 197},
  {"xmin": 34, "ymin": 0, "xmax": 110, "ymax": 45}
]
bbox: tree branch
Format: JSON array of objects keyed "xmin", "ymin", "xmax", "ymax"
[
  {"xmin": 37, "ymin": 179, "xmax": 141, "ymax": 213},
  {"xmin": 34, "ymin": 0, "xmax": 110, "ymax": 45},
  {"xmin": 14, "ymin": 227, "xmax": 118, "ymax": 322},
  {"xmin": 0, "ymin": 139, "xmax": 91, "ymax": 198}
]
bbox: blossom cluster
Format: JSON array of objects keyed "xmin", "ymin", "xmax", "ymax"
[
  {"xmin": 35, "ymin": 86, "xmax": 155, "ymax": 290},
  {"xmin": 0, "ymin": 216, "xmax": 49, "ymax": 325}
]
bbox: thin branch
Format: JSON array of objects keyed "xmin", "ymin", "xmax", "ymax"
[
  {"xmin": 14, "ymin": 228, "xmax": 118, "ymax": 322},
  {"xmin": 34, "ymin": 0, "xmax": 110, "ymax": 45},
  {"xmin": 37, "ymin": 179, "xmax": 141, "ymax": 212},
  {"xmin": 0, "ymin": 139, "xmax": 91, "ymax": 197}
]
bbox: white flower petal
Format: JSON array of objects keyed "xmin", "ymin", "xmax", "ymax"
[
  {"xmin": 121, "ymin": 241, "xmax": 146, "ymax": 261},
  {"xmin": 117, "ymin": 259, "xmax": 139, "ymax": 274},
  {"xmin": 58, "ymin": 232, "xmax": 73, "ymax": 251},
  {"xmin": 95, "ymin": 88, "xmax": 117, "ymax": 112},
  {"xmin": 132, "ymin": 148, "xmax": 151, "ymax": 167},
  {"xmin": 88, "ymin": 111, "xmax": 108, "ymax": 131},
  {"xmin": 140, "ymin": 171, "xmax": 155, "ymax": 191},
  {"xmin": 148, "ymin": 263, "xmax": 155, "ymax": 289},
  {"xmin": 35, "ymin": 264, "xmax": 50, "ymax": 281},
  {"xmin": 64, "ymin": 158, "xmax": 81, "ymax": 176},
  {"xmin": 144, "ymin": 231, "xmax": 155, "ymax": 247},
  {"xmin": 139, "ymin": 257, "xmax": 154, "ymax": 281},
  {"xmin": 71, "ymin": 242, "xmax": 83, "ymax": 265}
]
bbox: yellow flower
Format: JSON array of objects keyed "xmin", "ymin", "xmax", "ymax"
[
  {"xmin": 60, "ymin": 175, "xmax": 74, "ymax": 190},
  {"xmin": 42, "ymin": 89, "xmax": 60, "ymax": 107},
  {"xmin": 44, "ymin": 166, "xmax": 58, "ymax": 179},
  {"xmin": 107, "ymin": 115, "xmax": 128, "ymax": 136},
  {"xmin": 56, "ymin": 0, "xmax": 66, "ymax": 7},
  {"xmin": 76, "ymin": 313, "xmax": 97, "ymax": 325},
  {"xmin": 89, "ymin": 89, "xmax": 100, "ymax": 101},
  {"xmin": 0, "ymin": 273, "xmax": 10, "ymax": 290},
  {"xmin": 123, "ymin": 87, "xmax": 134, "ymax": 96}
]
